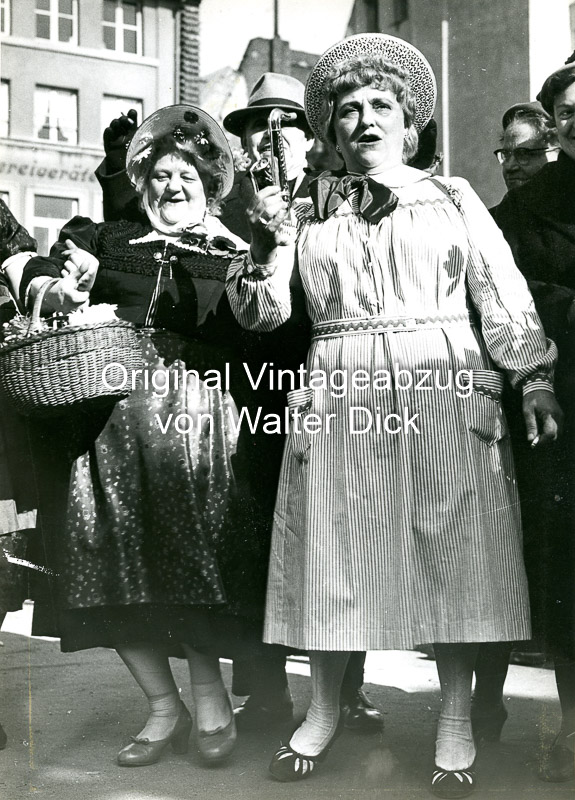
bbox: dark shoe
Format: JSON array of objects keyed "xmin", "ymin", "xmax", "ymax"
[
  {"xmin": 431, "ymin": 764, "xmax": 476, "ymax": 798},
  {"xmin": 0, "ymin": 723, "xmax": 7, "ymax": 750},
  {"xmin": 470, "ymin": 701, "xmax": 508, "ymax": 743},
  {"xmin": 541, "ymin": 733, "xmax": 575, "ymax": 782},
  {"xmin": 234, "ymin": 695, "xmax": 294, "ymax": 731},
  {"xmin": 269, "ymin": 721, "xmax": 343, "ymax": 782},
  {"xmin": 340, "ymin": 689, "xmax": 384, "ymax": 733},
  {"xmin": 117, "ymin": 702, "xmax": 193, "ymax": 767},
  {"xmin": 197, "ymin": 695, "xmax": 237, "ymax": 764}
]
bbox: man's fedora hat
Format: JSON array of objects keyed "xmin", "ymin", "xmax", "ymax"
[{"xmin": 223, "ymin": 72, "xmax": 309, "ymax": 137}]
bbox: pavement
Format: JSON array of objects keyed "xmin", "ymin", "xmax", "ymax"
[{"xmin": 0, "ymin": 602, "xmax": 573, "ymax": 800}]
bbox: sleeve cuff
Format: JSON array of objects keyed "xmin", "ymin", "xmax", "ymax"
[
  {"xmin": 522, "ymin": 379, "xmax": 555, "ymax": 396},
  {"xmin": 245, "ymin": 249, "xmax": 278, "ymax": 279}
]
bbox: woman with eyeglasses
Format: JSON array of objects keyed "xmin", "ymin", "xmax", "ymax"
[
  {"xmin": 493, "ymin": 101, "xmax": 559, "ymax": 191},
  {"xmin": 491, "ymin": 57, "xmax": 575, "ymax": 783}
]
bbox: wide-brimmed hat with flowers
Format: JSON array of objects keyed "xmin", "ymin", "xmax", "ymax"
[
  {"xmin": 126, "ymin": 105, "xmax": 234, "ymax": 197},
  {"xmin": 305, "ymin": 33, "xmax": 437, "ymax": 141}
]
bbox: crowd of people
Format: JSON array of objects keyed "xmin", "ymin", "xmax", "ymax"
[{"xmin": 0, "ymin": 32, "xmax": 573, "ymax": 799}]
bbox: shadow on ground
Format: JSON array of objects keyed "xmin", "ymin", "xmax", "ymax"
[{"xmin": 0, "ymin": 632, "xmax": 571, "ymax": 800}]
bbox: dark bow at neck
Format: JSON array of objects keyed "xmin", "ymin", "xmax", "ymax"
[{"xmin": 309, "ymin": 170, "xmax": 398, "ymax": 224}]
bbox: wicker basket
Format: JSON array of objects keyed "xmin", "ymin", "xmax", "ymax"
[{"xmin": 0, "ymin": 279, "xmax": 144, "ymax": 417}]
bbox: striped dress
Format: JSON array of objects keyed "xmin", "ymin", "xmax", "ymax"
[{"xmin": 226, "ymin": 167, "xmax": 557, "ymax": 651}]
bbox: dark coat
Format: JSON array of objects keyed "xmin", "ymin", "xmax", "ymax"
[
  {"xmin": 493, "ymin": 150, "xmax": 575, "ymax": 659},
  {"xmin": 492, "ymin": 151, "xmax": 575, "ymax": 402}
]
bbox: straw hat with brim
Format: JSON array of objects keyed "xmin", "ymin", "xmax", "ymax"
[
  {"xmin": 537, "ymin": 57, "xmax": 575, "ymax": 116},
  {"xmin": 305, "ymin": 33, "xmax": 437, "ymax": 142},
  {"xmin": 223, "ymin": 72, "xmax": 308, "ymax": 137},
  {"xmin": 126, "ymin": 105, "xmax": 234, "ymax": 198}
]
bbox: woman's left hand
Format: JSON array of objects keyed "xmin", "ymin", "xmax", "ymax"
[{"xmin": 522, "ymin": 390, "xmax": 563, "ymax": 446}]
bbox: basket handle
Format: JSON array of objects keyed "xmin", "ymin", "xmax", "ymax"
[{"xmin": 28, "ymin": 277, "xmax": 61, "ymax": 336}]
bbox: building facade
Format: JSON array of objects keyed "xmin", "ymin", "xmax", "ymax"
[
  {"xmin": 0, "ymin": 0, "xmax": 200, "ymax": 253},
  {"xmin": 346, "ymin": 0, "xmax": 573, "ymax": 207}
]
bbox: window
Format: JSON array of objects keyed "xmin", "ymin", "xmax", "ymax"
[
  {"xmin": 0, "ymin": 81, "xmax": 9, "ymax": 137},
  {"xmin": 101, "ymin": 94, "xmax": 143, "ymax": 135},
  {"xmin": 102, "ymin": 0, "xmax": 142, "ymax": 55},
  {"xmin": 0, "ymin": 0, "xmax": 10, "ymax": 35},
  {"xmin": 34, "ymin": 86, "xmax": 78, "ymax": 145},
  {"xmin": 36, "ymin": 0, "xmax": 78, "ymax": 44},
  {"xmin": 33, "ymin": 194, "xmax": 78, "ymax": 256}
]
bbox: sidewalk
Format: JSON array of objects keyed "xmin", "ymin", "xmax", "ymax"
[{"xmin": 0, "ymin": 603, "xmax": 572, "ymax": 800}]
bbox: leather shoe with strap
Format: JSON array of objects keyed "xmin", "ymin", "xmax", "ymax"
[
  {"xmin": 340, "ymin": 689, "xmax": 384, "ymax": 733},
  {"xmin": 233, "ymin": 694, "xmax": 294, "ymax": 731}
]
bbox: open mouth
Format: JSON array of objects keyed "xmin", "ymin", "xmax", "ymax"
[{"xmin": 357, "ymin": 132, "xmax": 381, "ymax": 144}]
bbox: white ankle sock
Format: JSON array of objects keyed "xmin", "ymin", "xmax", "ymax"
[
  {"xmin": 435, "ymin": 714, "xmax": 476, "ymax": 771},
  {"xmin": 289, "ymin": 651, "xmax": 349, "ymax": 757}
]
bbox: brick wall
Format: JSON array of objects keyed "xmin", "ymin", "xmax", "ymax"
[{"xmin": 179, "ymin": 0, "xmax": 201, "ymax": 104}]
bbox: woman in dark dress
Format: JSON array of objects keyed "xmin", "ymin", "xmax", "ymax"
[{"xmin": 19, "ymin": 106, "xmax": 265, "ymax": 768}]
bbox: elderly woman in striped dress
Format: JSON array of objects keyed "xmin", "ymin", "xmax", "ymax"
[{"xmin": 226, "ymin": 34, "xmax": 562, "ymax": 797}]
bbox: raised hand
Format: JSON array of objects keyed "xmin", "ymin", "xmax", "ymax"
[
  {"xmin": 60, "ymin": 239, "xmax": 99, "ymax": 292},
  {"xmin": 246, "ymin": 185, "xmax": 290, "ymax": 264},
  {"xmin": 102, "ymin": 108, "xmax": 138, "ymax": 174}
]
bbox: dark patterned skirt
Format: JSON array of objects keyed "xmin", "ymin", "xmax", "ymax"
[{"xmin": 33, "ymin": 329, "xmax": 271, "ymax": 657}]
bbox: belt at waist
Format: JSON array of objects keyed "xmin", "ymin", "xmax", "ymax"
[{"xmin": 311, "ymin": 312, "xmax": 475, "ymax": 340}]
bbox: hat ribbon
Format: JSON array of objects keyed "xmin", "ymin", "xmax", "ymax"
[{"xmin": 309, "ymin": 170, "xmax": 398, "ymax": 224}]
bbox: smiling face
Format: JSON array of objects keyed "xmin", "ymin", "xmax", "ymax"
[
  {"xmin": 554, "ymin": 81, "xmax": 575, "ymax": 161},
  {"xmin": 332, "ymin": 85, "xmax": 406, "ymax": 175},
  {"xmin": 242, "ymin": 112, "xmax": 314, "ymax": 179},
  {"xmin": 147, "ymin": 152, "xmax": 207, "ymax": 227}
]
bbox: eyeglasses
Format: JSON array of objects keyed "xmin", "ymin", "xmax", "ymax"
[{"xmin": 493, "ymin": 147, "xmax": 559, "ymax": 166}]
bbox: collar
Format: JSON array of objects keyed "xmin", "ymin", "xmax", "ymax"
[{"xmin": 363, "ymin": 164, "xmax": 430, "ymax": 188}]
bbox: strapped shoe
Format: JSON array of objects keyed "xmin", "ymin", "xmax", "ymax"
[
  {"xmin": 431, "ymin": 765, "xmax": 476, "ymax": 798},
  {"xmin": 269, "ymin": 720, "xmax": 343, "ymax": 782},
  {"xmin": 117, "ymin": 702, "xmax": 192, "ymax": 767}
]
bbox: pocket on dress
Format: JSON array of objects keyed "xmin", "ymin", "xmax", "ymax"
[
  {"xmin": 460, "ymin": 369, "xmax": 508, "ymax": 447},
  {"xmin": 286, "ymin": 387, "xmax": 313, "ymax": 464}
]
